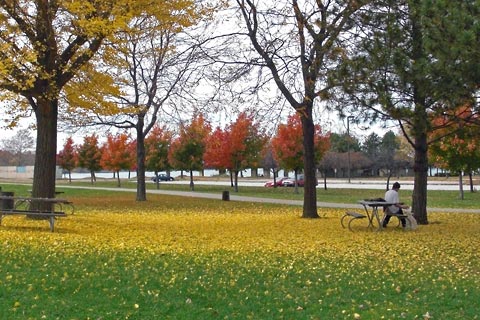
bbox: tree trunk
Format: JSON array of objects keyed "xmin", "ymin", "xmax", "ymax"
[
  {"xmin": 189, "ymin": 170, "xmax": 194, "ymax": 191},
  {"xmin": 386, "ymin": 171, "xmax": 392, "ymax": 191},
  {"xmin": 458, "ymin": 172, "xmax": 464, "ymax": 200},
  {"xmin": 234, "ymin": 170, "xmax": 239, "ymax": 192},
  {"xmin": 136, "ymin": 120, "xmax": 147, "ymax": 201},
  {"xmin": 469, "ymin": 172, "xmax": 474, "ymax": 192},
  {"xmin": 293, "ymin": 169, "xmax": 299, "ymax": 194},
  {"xmin": 301, "ymin": 111, "xmax": 319, "ymax": 218},
  {"xmin": 410, "ymin": 7, "xmax": 429, "ymax": 225},
  {"xmin": 116, "ymin": 170, "xmax": 121, "ymax": 187},
  {"xmin": 412, "ymin": 135, "xmax": 429, "ymax": 225},
  {"xmin": 155, "ymin": 170, "xmax": 160, "ymax": 190},
  {"xmin": 31, "ymin": 98, "xmax": 58, "ymax": 210}
]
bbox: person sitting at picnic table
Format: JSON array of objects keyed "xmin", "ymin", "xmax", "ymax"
[{"xmin": 383, "ymin": 182, "xmax": 409, "ymax": 229}]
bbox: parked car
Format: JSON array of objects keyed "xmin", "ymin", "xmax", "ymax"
[
  {"xmin": 282, "ymin": 174, "xmax": 318, "ymax": 187},
  {"xmin": 151, "ymin": 174, "xmax": 175, "ymax": 182},
  {"xmin": 264, "ymin": 177, "xmax": 291, "ymax": 187}
]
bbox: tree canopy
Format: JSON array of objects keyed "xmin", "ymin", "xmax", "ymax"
[
  {"xmin": 0, "ymin": 0, "xmax": 203, "ymax": 199},
  {"xmin": 337, "ymin": 0, "xmax": 480, "ymax": 224}
]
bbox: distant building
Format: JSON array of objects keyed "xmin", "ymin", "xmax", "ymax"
[{"xmin": 0, "ymin": 166, "xmax": 62, "ymax": 180}]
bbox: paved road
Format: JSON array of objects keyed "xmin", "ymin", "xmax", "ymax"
[{"xmin": 161, "ymin": 178, "xmax": 472, "ymax": 191}]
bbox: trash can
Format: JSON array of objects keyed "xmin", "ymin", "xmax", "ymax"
[
  {"xmin": 222, "ymin": 191, "xmax": 230, "ymax": 201},
  {"xmin": 1, "ymin": 191, "xmax": 14, "ymax": 210}
]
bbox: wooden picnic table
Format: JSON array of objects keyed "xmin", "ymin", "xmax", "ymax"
[
  {"xmin": 14, "ymin": 195, "xmax": 75, "ymax": 214},
  {"xmin": 0, "ymin": 195, "xmax": 73, "ymax": 232}
]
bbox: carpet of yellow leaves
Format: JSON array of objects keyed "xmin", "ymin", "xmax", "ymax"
[
  {"xmin": 1, "ymin": 194, "xmax": 479, "ymax": 319},
  {"xmin": 1, "ymin": 195, "xmax": 478, "ymax": 270}
]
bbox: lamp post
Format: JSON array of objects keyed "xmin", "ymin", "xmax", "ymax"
[{"xmin": 347, "ymin": 116, "xmax": 354, "ymax": 183}]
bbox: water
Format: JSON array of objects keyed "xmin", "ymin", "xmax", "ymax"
[{"xmin": 64, "ymin": 168, "xmax": 269, "ymax": 180}]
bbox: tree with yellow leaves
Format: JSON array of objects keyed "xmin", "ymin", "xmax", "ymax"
[{"xmin": 0, "ymin": 1, "xmax": 206, "ymax": 200}]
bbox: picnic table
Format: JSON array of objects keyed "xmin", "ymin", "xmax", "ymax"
[
  {"xmin": 21, "ymin": 192, "xmax": 74, "ymax": 214},
  {"xmin": 341, "ymin": 200, "xmax": 396, "ymax": 231},
  {"xmin": 359, "ymin": 200, "xmax": 397, "ymax": 231},
  {"xmin": 0, "ymin": 195, "xmax": 73, "ymax": 232}
]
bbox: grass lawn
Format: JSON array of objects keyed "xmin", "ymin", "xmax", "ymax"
[{"xmin": 0, "ymin": 186, "xmax": 479, "ymax": 319}]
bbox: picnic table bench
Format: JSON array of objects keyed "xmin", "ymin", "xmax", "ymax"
[
  {"xmin": 0, "ymin": 195, "xmax": 71, "ymax": 232},
  {"xmin": 341, "ymin": 211, "xmax": 367, "ymax": 231},
  {"xmin": 15, "ymin": 194, "xmax": 75, "ymax": 214}
]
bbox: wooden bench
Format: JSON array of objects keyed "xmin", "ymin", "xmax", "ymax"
[
  {"xmin": 16, "ymin": 195, "xmax": 75, "ymax": 214},
  {"xmin": 0, "ymin": 209, "xmax": 66, "ymax": 232},
  {"xmin": 341, "ymin": 211, "xmax": 367, "ymax": 231}
]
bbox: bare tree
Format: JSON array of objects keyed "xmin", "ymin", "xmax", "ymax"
[
  {"xmin": 1, "ymin": 128, "xmax": 35, "ymax": 166},
  {"xmin": 63, "ymin": 9, "xmax": 212, "ymax": 201},
  {"xmin": 228, "ymin": 0, "xmax": 370, "ymax": 218}
]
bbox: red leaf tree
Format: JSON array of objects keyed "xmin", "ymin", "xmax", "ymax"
[
  {"xmin": 204, "ymin": 127, "xmax": 231, "ymax": 171},
  {"xmin": 204, "ymin": 112, "xmax": 267, "ymax": 192},
  {"xmin": 145, "ymin": 125, "xmax": 174, "ymax": 189},
  {"xmin": 271, "ymin": 114, "xmax": 330, "ymax": 192},
  {"xmin": 100, "ymin": 133, "xmax": 135, "ymax": 187},
  {"xmin": 77, "ymin": 134, "xmax": 103, "ymax": 184},
  {"xmin": 429, "ymin": 104, "xmax": 480, "ymax": 197},
  {"xmin": 168, "ymin": 114, "xmax": 211, "ymax": 190},
  {"xmin": 57, "ymin": 137, "xmax": 77, "ymax": 183}
]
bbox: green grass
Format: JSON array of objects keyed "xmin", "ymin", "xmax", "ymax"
[{"xmin": 2, "ymin": 249, "xmax": 477, "ymax": 319}]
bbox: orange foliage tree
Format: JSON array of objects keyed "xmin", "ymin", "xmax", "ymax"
[
  {"xmin": 429, "ymin": 105, "xmax": 480, "ymax": 197},
  {"xmin": 271, "ymin": 114, "xmax": 330, "ymax": 193},
  {"xmin": 57, "ymin": 137, "xmax": 77, "ymax": 183},
  {"xmin": 168, "ymin": 114, "xmax": 211, "ymax": 191},
  {"xmin": 100, "ymin": 133, "xmax": 135, "ymax": 187},
  {"xmin": 204, "ymin": 112, "xmax": 267, "ymax": 192},
  {"xmin": 271, "ymin": 114, "xmax": 304, "ymax": 180},
  {"xmin": 204, "ymin": 127, "xmax": 231, "ymax": 172},
  {"xmin": 145, "ymin": 125, "xmax": 174, "ymax": 189},
  {"xmin": 77, "ymin": 134, "xmax": 103, "ymax": 184}
]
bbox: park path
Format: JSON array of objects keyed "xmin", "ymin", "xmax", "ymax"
[{"xmin": 60, "ymin": 185, "xmax": 480, "ymax": 214}]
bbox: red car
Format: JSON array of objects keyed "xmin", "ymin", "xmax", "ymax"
[
  {"xmin": 282, "ymin": 174, "xmax": 318, "ymax": 187},
  {"xmin": 264, "ymin": 177, "xmax": 291, "ymax": 187}
]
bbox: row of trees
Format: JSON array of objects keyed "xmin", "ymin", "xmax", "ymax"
[
  {"xmin": 61, "ymin": 108, "xmax": 480, "ymax": 194},
  {"xmin": 1, "ymin": 1, "xmax": 478, "ymax": 222},
  {"xmin": 58, "ymin": 113, "xmax": 331, "ymax": 192}
]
